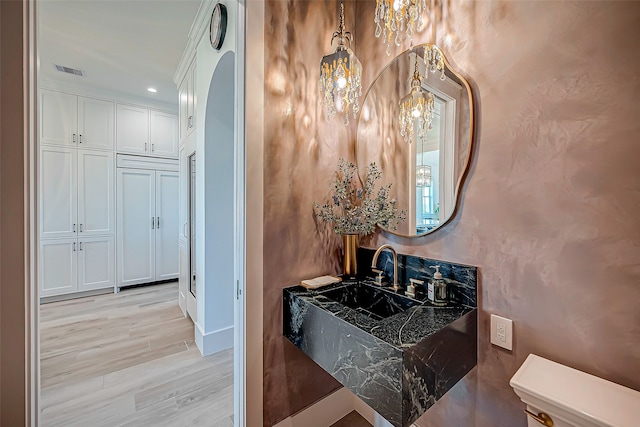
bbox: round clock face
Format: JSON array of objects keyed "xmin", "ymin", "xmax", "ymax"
[{"xmin": 210, "ymin": 3, "xmax": 227, "ymax": 51}]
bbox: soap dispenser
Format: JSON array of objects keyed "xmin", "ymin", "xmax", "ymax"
[{"xmin": 428, "ymin": 265, "xmax": 448, "ymax": 306}]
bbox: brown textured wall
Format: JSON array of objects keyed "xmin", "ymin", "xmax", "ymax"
[
  {"xmin": 262, "ymin": 0, "xmax": 640, "ymax": 426},
  {"xmin": 262, "ymin": 1, "xmax": 357, "ymax": 425},
  {"xmin": 356, "ymin": 1, "xmax": 640, "ymax": 426}
]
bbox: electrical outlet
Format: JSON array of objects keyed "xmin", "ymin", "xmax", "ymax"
[{"xmin": 491, "ymin": 314, "xmax": 513, "ymax": 351}]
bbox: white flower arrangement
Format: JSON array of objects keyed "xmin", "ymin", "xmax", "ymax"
[{"xmin": 313, "ymin": 159, "xmax": 406, "ymax": 236}]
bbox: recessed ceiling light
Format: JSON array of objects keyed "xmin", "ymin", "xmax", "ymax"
[{"xmin": 147, "ymin": 87, "xmax": 157, "ymax": 93}]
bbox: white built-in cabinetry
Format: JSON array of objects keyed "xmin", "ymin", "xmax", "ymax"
[
  {"xmin": 38, "ymin": 88, "xmax": 179, "ymax": 299},
  {"xmin": 116, "ymin": 105, "xmax": 179, "ymax": 158},
  {"xmin": 178, "ymin": 60, "xmax": 196, "ymax": 141},
  {"xmin": 116, "ymin": 155, "xmax": 179, "ymax": 288},
  {"xmin": 40, "ymin": 89, "xmax": 115, "ymax": 150}
]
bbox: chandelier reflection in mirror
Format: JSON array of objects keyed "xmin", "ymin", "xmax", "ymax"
[
  {"xmin": 399, "ymin": 52, "xmax": 434, "ymax": 144},
  {"xmin": 416, "ymin": 165, "xmax": 431, "ymax": 187},
  {"xmin": 375, "ymin": 0, "xmax": 428, "ymax": 55},
  {"xmin": 319, "ymin": 1, "xmax": 362, "ymax": 126}
]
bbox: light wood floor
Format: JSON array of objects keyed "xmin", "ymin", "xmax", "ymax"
[{"xmin": 40, "ymin": 282, "xmax": 234, "ymax": 427}]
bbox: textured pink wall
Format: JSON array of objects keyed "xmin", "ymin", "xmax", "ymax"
[
  {"xmin": 262, "ymin": 1, "xmax": 357, "ymax": 425},
  {"xmin": 261, "ymin": 0, "xmax": 640, "ymax": 426},
  {"xmin": 356, "ymin": 0, "xmax": 640, "ymax": 425}
]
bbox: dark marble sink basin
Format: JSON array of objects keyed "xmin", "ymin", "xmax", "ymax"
[{"xmin": 318, "ymin": 282, "xmax": 420, "ymax": 320}]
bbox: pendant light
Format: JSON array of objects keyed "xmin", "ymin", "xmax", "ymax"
[
  {"xmin": 399, "ymin": 52, "xmax": 434, "ymax": 144},
  {"xmin": 375, "ymin": 0, "xmax": 428, "ymax": 55},
  {"xmin": 319, "ymin": 1, "xmax": 363, "ymax": 126}
]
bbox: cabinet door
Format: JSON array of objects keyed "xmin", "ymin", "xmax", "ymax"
[
  {"xmin": 78, "ymin": 236, "xmax": 115, "ymax": 291},
  {"xmin": 40, "ymin": 90, "xmax": 78, "ymax": 147},
  {"xmin": 78, "ymin": 97, "xmax": 114, "ymax": 150},
  {"xmin": 77, "ymin": 150, "xmax": 114, "ymax": 236},
  {"xmin": 150, "ymin": 110, "xmax": 178, "ymax": 158},
  {"xmin": 187, "ymin": 64, "xmax": 196, "ymax": 134},
  {"xmin": 116, "ymin": 104, "xmax": 149, "ymax": 155},
  {"xmin": 40, "ymin": 147, "xmax": 77, "ymax": 239},
  {"xmin": 178, "ymin": 78, "xmax": 189, "ymax": 141},
  {"xmin": 179, "ymin": 145, "xmax": 189, "ymax": 241},
  {"xmin": 155, "ymin": 171, "xmax": 179, "ymax": 281},
  {"xmin": 117, "ymin": 168, "xmax": 155, "ymax": 286},
  {"xmin": 39, "ymin": 239, "xmax": 78, "ymax": 297}
]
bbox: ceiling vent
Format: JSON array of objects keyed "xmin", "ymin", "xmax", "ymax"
[{"xmin": 54, "ymin": 64, "xmax": 84, "ymax": 77}]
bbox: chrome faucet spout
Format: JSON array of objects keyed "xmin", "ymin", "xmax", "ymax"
[{"xmin": 371, "ymin": 244, "xmax": 400, "ymax": 290}]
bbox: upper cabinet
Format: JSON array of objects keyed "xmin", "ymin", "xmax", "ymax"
[
  {"xmin": 179, "ymin": 60, "xmax": 196, "ymax": 142},
  {"xmin": 150, "ymin": 110, "xmax": 179, "ymax": 157},
  {"xmin": 116, "ymin": 104, "xmax": 178, "ymax": 158},
  {"xmin": 40, "ymin": 89, "xmax": 114, "ymax": 150}
]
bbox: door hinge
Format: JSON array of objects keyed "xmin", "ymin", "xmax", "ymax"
[{"xmin": 236, "ymin": 280, "xmax": 242, "ymax": 300}]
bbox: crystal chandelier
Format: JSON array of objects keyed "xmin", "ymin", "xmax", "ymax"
[
  {"xmin": 424, "ymin": 44, "xmax": 446, "ymax": 81},
  {"xmin": 319, "ymin": 1, "xmax": 362, "ymax": 126},
  {"xmin": 399, "ymin": 53, "xmax": 435, "ymax": 144},
  {"xmin": 375, "ymin": 0, "xmax": 428, "ymax": 55},
  {"xmin": 416, "ymin": 165, "xmax": 432, "ymax": 187}
]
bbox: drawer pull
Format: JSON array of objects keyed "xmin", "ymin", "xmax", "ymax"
[{"xmin": 525, "ymin": 410, "xmax": 553, "ymax": 427}]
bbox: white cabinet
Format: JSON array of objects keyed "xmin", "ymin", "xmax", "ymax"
[
  {"xmin": 150, "ymin": 110, "xmax": 179, "ymax": 157},
  {"xmin": 39, "ymin": 239, "xmax": 78, "ymax": 296},
  {"xmin": 40, "ymin": 147, "xmax": 77, "ymax": 239},
  {"xmin": 78, "ymin": 150, "xmax": 115, "ymax": 236},
  {"xmin": 39, "ymin": 236, "xmax": 114, "ymax": 297},
  {"xmin": 117, "ymin": 162, "xmax": 179, "ymax": 288},
  {"xmin": 78, "ymin": 236, "xmax": 115, "ymax": 291},
  {"xmin": 117, "ymin": 104, "xmax": 178, "ymax": 158},
  {"xmin": 40, "ymin": 148, "xmax": 114, "ymax": 239},
  {"xmin": 40, "ymin": 89, "xmax": 114, "ymax": 150},
  {"xmin": 40, "ymin": 90, "xmax": 77, "ymax": 146},
  {"xmin": 179, "ymin": 61, "xmax": 196, "ymax": 141},
  {"xmin": 116, "ymin": 104, "xmax": 150, "ymax": 155},
  {"xmin": 78, "ymin": 97, "xmax": 115, "ymax": 150}
]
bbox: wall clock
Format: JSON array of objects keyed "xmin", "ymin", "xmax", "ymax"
[{"xmin": 209, "ymin": 3, "xmax": 228, "ymax": 51}]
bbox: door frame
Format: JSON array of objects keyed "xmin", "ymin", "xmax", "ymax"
[{"xmin": 20, "ymin": 1, "xmax": 250, "ymax": 425}]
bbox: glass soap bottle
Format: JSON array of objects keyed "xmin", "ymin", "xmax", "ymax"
[{"xmin": 429, "ymin": 265, "xmax": 448, "ymax": 306}]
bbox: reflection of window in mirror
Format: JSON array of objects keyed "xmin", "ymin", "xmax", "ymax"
[{"xmin": 414, "ymin": 98, "xmax": 443, "ymax": 234}]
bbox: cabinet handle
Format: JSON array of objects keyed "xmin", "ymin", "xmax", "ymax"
[
  {"xmin": 80, "ymin": 223, "xmax": 83, "ymax": 232},
  {"xmin": 152, "ymin": 143, "xmax": 155, "ymax": 152},
  {"xmin": 156, "ymin": 217, "xmax": 160, "ymax": 229},
  {"xmin": 524, "ymin": 411, "xmax": 553, "ymax": 427},
  {"xmin": 79, "ymin": 134, "xmax": 83, "ymax": 144},
  {"xmin": 73, "ymin": 133, "xmax": 77, "ymax": 144},
  {"xmin": 73, "ymin": 223, "xmax": 76, "ymax": 232},
  {"xmin": 188, "ymin": 116, "xmax": 193, "ymax": 128},
  {"xmin": 152, "ymin": 217, "xmax": 155, "ymax": 229},
  {"xmin": 73, "ymin": 242, "xmax": 76, "ymax": 252},
  {"xmin": 79, "ymin": 242, "xmax": 83, "ymax": 251}
]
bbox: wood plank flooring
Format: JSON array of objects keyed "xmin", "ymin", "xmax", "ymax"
[{"xmin": 40, "ymin": 282, "xmax": 234, "ymax": 426}]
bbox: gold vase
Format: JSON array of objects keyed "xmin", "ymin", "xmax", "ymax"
[{"xmin": 342, "ymin": 234, "xmax": 358, "ymax": 277}]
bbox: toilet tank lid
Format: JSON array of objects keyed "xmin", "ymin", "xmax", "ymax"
[{"xmin": 510, "ymin": 354, "xmax": 640, "ymax": 427}]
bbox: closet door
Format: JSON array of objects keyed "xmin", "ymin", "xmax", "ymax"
[
  {"xmin": 78, "ymin": 236, "xmax": 115, "ymax": 291},
  {"xmin": 40, "ymin": 90, "xmax": 78, "ymax": 147},
  {"xmin": 39, "ymin": 239, "xmax": 78, "ymax": 297},
  {"xmin": 117, "ymin": 168, "xmax": 156, "ymax": 287},
  {"xmin": 78, "ymin": 150, "xmax": 114, "ymax": 236},
  {"xmin": 150, "ymin": 110, "xmax": 178, "ymax": 158},
  {"xmin": 154, "ymin": 170, "xmax": 179, "ymax": 281},
  {"xmin": 40, "ymin": 147, "xmax": 77, "ymax": 239},
  {"xmin": 78, "ymin": 97, "xmax": 114, "ymax": 150}
]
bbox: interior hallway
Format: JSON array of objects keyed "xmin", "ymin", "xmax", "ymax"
[{"xmin": 40, "ymin": 282, "xmax": 233, "ymax": 426}]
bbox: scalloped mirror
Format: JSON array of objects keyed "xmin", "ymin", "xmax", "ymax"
[{"xmin": 356, "ymin": 44, "xmax": 474, "ymax": 237}]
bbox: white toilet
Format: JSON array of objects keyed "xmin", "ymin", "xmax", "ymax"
[{"xmin": 510, "ymin": 354, "xmax": 640, "ymax": 427}]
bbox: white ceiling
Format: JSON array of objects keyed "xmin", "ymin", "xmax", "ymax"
[{"xmin": 38, "ymin": 0, "xmax": 202, "ymax": 105}]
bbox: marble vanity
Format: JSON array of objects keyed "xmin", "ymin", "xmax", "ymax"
[{"xmin": 283, "ymin": 249, "xmax": 478, "ymax": 427}]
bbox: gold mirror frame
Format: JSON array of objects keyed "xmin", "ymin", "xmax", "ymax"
[{"xmin": 355, "ymin": 43, "xmax": 475, "ymax": 238}]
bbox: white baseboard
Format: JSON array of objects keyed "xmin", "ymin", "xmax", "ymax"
[
  {"xmin": 272, "ymin": 386, "xmax": 393, "ymax": 427},
  {"xmin": 194, "ymin": 323, "xmax": 233, "ymax": 356}
]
